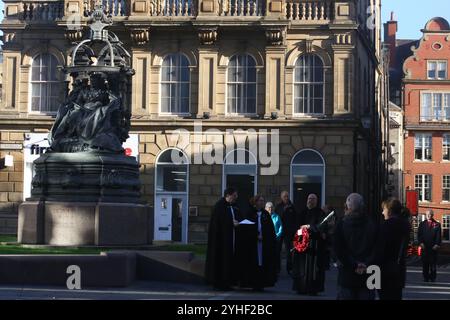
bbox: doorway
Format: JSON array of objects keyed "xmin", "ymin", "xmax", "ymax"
[
  {"xmin": 154, "ymin": 194, "xmax": 187, "ymax": 242},
  {"xmin": 154, "ymin": 148, "xmax": 189, "ymax": 243},
  {"xmin": 223, "ymin": 149, "xmax": 257, "ymax": 213},
  {"xmin": 291, "ymin": 149, "xmax": 325, "ymax": 212}
]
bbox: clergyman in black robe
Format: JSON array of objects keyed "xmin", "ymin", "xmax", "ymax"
[
  {"xmin": 292, "ymin": 193, "xmax": 328, "ymax": 295},
  {"xmin": 205, "ymin": 188, "xmax": 242, "ymax": 290},
  {"xmin": 235, "ymin": 195, "xmax": 277, "ymax": 290}
]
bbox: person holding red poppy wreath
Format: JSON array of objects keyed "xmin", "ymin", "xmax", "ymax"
[{"xmin": 291, "ymin": 193, "xmax": 328, "ymax": 296}]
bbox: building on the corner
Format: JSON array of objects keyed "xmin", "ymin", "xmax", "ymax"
[
  {"xmin": 0, "ymin": 0, "xmax": 385, "ymax": 243},
  {"xmin": 387, "ymin": 101, "xmax": 404, "ymax": 202},
  {"xmin": 385, "ymin": 15, "xmax": 450, "ymax": 248}
]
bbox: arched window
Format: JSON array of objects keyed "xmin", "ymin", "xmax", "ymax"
[
  {"xmin": 155, "ymin": 148, "xmax": 189, "ymax": 243},
  {"xmin": 161, "ymin": 53, "xmax": 190, "ymax": 114},
  {"xmin": 156, "ymin": 148, "xmax": 189, "ymax": 193},
  {"xmin": 290, "ymin": 149, "xmax": 325, "ymax": 210},
  {"xmin": 30, "ymin": 53, "xmax": 62, "ymax": 113},
  {"xmin": 294, "ymin": 54, "xmax": 325, "ymax": 115},
  {"xmin": 227, "ymin": 54, "xmax": 257, "ymax": 115},
  {"xmin": 223, "ymin": 149, "xmax": 257, "ymax": 211}
]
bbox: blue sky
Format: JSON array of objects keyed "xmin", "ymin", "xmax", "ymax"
[
  {"xmin": 0, "ymin": 1, "xmax": 448, "ymax": 40},
  {"xmin": 382, "ymin": 0, "xmax": 450, "ymax": 40}
]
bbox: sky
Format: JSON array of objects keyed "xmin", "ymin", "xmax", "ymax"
[
  {"xmin": 382, "ymin": 0, "xmax": 450, "ymax": 40},
  {"xmin": 0, "ymin": 1, "xmax": 448, "ymax": 40}
]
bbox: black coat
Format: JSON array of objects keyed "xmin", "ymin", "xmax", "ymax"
[
  {"xmin": 418, "ymin": 219, "xmax": 442, "ymax": 249},
  {"xmin": 375, "ymin": 216, "xmax": 411, "ymax": 289},
  {"xmin": 275, "ymin": 201, "xmax": 299, "ymax": 242},
  {"xmin": 205, "ymin": 198, "xmax": 243, "ymax": 288},
  {"xmin": 333, "ymin": 212, "xmax": 378, "ymax": 288},
  {"xmin": 292, "ymin": 207, "xmax": 328, "ymax": 294},
  {"xmin": 235, "ymin": 208, "xmax": 277, "ymax": 288}
]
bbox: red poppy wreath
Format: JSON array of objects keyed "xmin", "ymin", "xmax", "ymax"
[{"xmin": 293, "ymin": 226, "xmax": 310, "ymax": 253}]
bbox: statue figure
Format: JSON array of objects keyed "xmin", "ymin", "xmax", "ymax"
[{"xmin": 49, "ymin": 71, "xmax": 129, "ymax": 153}]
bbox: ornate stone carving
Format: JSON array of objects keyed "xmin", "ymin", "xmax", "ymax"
[
  {"xmin": 198, "ymin": 28, "xmax": 218, "ymax": 45},
  {"xmin": 265, "ymin": 29, "xmax": 283, "ymax": 46},
  {"xmin": 65, "ymin": 28, "xmax": 84, "ymax": 43},
  {"xmin": 334, "ymin": 33, "xmax": 353, "ymax": 45},
  {"xmin": 130, "ymin": 29, "xmax": 150, "ymax": 46},
  {"xmin": 305, "ymin": 39, "xmax": 314, "ymax": 52}
]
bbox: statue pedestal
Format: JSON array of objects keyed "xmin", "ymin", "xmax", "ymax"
[
  {"xmin": 18, "ymin": 152, "xmax": 153, "ymax": 246},
  {"xmin": 18, "ymin": 201, "xmax": 152, "ymax": 246}
]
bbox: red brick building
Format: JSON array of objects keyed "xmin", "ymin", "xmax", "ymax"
[{"xmin": 386, "ymin": 16, "xmax": 450, "ymax": 247}]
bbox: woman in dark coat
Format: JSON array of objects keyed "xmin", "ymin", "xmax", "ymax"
[
  {"xmin": 375, "ymin": 198, "xmax": 411, "ymax": 300},
  {"xmin": 235, "ymin": 195, "xmax": 277, "ymax": 291}
]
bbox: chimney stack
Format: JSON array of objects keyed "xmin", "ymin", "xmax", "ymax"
[{"xmin": 384, "ymin": 11, "xmax": 398, "ymax": 68}]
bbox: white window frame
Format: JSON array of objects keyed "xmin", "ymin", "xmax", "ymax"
[
  {"xmin": 28, "ymin": 53, "xmax": 62, "ymax": 115},
  {"xmin": 443, "ymin": 134, "xmax": 450, "ymax": 161},
  {"xmin": 154, "ymin": 148, "xmax": 190, "ymax": 243},
  {"xmin": 427, "ymin": 60, "xmax": 447, "ymax": 80},
  {"xmin": 222, "ymin": 148, "xmax": 258, "ymax": 196},
  {"xmin": 421, "ymin": 92, "xmax": 450, "ymax": 121},
  {"xmin": 290, "ymin": 148, "xmax": 326, "ymax": 207},
  {"xmin": 415, "ymin": 174, "xmax": 432, "ymax": 202},
  {"xmin": 159, "ymin": 53, "xmax": 191, "ymax": 116},
  {"xmin": 226, "ymin": 54, "xmax": 258, "ymax": 117},
  {"xmin": 414, "ymin": 133, "xmax": 432, "ymax": 161},
  {"xmin": 293, "ymin": 54, "xmax": 325, "ymax": 117},
  {"xmin": 443, "ymin": 215, "xmax": 450, "ymax": 242},
  {"xmin": 443, "ymin": 175, "xmax": 450, "ymax": 202}
]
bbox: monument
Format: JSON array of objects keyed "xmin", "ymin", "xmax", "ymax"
[{"xmin": 18, "ymin": 5, "xmax": 152, "ymax": 246}]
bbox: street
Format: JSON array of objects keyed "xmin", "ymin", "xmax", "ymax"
[{"xmin": 0, "ymin": 264, "xmax": 448, "ymax": 300}]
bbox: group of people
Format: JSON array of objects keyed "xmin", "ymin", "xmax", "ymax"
[{"xmin": 205, "ymin": 188, "xmax": 442, "ymax": 300}]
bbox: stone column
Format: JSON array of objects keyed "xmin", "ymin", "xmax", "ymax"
[
  {"xmin": 64, "ymin": 0, "xmax": 84, "ymax": 16},
  {"xmin": 131, "ymin": 49, "xmax": 152, "ymax": 115},
  {"xmin": 197, "ymin": 47, "xmax": 218, "ymax": 118},
  {"xmin": 265, "ymin": 47, "xmax": 286, "ymax": 117},
  {"xmin": 129, "ymin": 0, "xmax": 151, "ymax": 16},
  {"xmin": 1, "ymin": 50, "xmax": 21, "ymax": 113},
  {"xmin": 197, "ymin": 0, "xmax": 218, "ymax": 15},
  {"xmin": 332, "ymin": 37, "xmax": 354, "ymax": 115},
  {"xmin": 333, "ymin": 1, "xmax": 354, "ymax": 24},
  {"xmin": 265, "ymin": 0, "xmax": 284, "ymax": 18}
]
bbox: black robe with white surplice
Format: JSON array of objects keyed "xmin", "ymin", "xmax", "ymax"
[
  {"xmin": 205, "ymin": 198, "xmax": 242, "ymax": 289},
  {"xmin": 235, "ymin": 208, "xmax": 277, "ymax": 289},
  {"xmin": 292, "ymin": 207, "xmax": 328, "ymax": 294}
]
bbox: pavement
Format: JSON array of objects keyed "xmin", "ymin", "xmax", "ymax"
[{"xmin": 0, "ymin": 262, "xmax": 449, "ymax": 300}]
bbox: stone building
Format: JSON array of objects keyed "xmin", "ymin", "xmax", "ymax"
[
  {"xmin": 0, "ymin": 0, "xmax": 385, "ymax": 243},
  {"xmin": 386, "ymin": 15, "xmax": 450, "ymax": 247}
]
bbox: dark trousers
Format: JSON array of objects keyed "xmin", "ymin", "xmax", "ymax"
[
  {"xmin": 283, "ymin": 236, "xmax": 293, "ymax": 272},
  {"xmin": 422, "ymin": 249, "xmax": 438, "ymax": 281},
  {"xmin": 275, "ymin": 239, "xmax": 282, "ymax": 274},
  {"xmin": 378, "ymin": 287, "xmax": 403, "ymax": 300}
]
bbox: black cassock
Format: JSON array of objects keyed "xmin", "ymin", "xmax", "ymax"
[
  {"xmin": 235, "ymin": 208, "xmax": 277, "ymax": 289},
  {"xmin": 292, "ymin": 207, "xmax": 328, "ymax": 294},
  {"xmin": 205, "ymin": 198, "xmax": 243, "ymax": 289}
]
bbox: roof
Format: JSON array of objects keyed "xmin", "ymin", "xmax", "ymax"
[
  {"xmin": 424, "ymin": 17, "xmax": 450, "ymax": 32},
  {"xmin": 386, "ymin": 39, "xmax": 419, "ymax": 91}
]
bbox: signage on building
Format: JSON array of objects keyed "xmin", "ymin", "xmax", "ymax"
[
  {"xmin": 0, "ymin": 143, "xmax": 22, "ymax": 150},
  {"xmin": 23, "ymin": 133, "xmax": 140, "ymax": 200},
  {"xmin": 406, "ymin": 190, "xmax": 419, "ymax": 215}
]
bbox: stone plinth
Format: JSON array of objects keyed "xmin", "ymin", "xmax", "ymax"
[{"xmin": 18, "ymin": 201, "xmax": 152, "ymax": 246}]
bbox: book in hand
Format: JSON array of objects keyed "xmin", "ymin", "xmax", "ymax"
[{"xmin": 239, "ymin": 219, "xmax": 255, "ymax": 225}]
